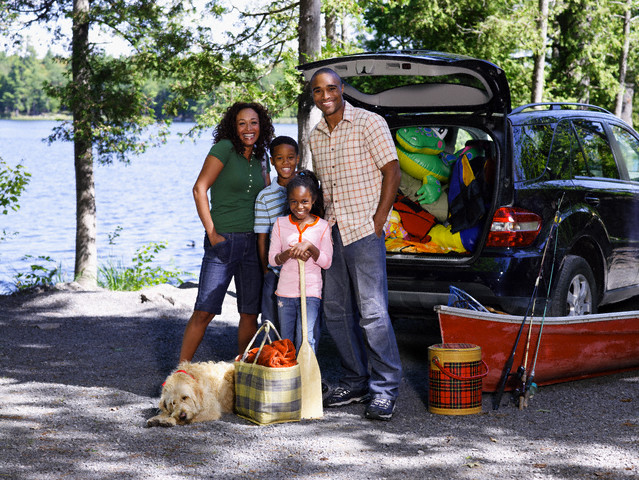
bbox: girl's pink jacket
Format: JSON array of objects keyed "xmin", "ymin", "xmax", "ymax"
[{"xmin": 268, "ymin": 215, "xmax": 333, "ymax": 298}]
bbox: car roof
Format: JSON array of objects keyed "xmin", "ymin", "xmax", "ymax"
[
  {"xmin": 297, "ymin": 50, "xmax": 512, "ymax": 116},
  {"xmin": 508, "ymin": 103, "xmax": 621, "ymax": 126}
]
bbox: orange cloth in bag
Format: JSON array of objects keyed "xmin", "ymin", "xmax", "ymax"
[{"xmin": 244, "ymin": 338, "xmax": 298, "ymax": 368}]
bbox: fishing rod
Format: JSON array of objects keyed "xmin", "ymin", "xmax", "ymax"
[
  {"xmin": 522, "ymin": 196, "xmax": 564, "ymax": 407},
  {"xmin": 515, "ymin": 194, "xmax": 565, "ymax": 410},
  {"xmin": 492, "ymin": 269, "xmax": 540, "ymax": 410},
  {"xmin": 516, "ymin": 282, "xmax": 542, "ymax": 410},
  {"xmin": 492, "ymin": 195, "xmax": 564, "ymax": 411}
]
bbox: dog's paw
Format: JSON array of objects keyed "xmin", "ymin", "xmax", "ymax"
[{"xmin": 146, "ymin": 414, "xmax": 177, "ymax": 428}]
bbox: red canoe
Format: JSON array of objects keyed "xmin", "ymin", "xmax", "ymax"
[{"xmin": 435, "ymin": 305, "xmax": 639, "ymax": 392}]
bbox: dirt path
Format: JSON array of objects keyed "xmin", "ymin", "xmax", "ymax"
[{"xmin": 0, "ymin": 283, "xmax": 637, "ymax": 479}]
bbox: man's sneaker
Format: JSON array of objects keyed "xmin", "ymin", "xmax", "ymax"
[
  {"xmin": 323, "ymin": 387, "xmax": 370, "ymax": 408},
  {"xmin": 365, "ymin": 395, "xmax": 396, "ymax": 421}
]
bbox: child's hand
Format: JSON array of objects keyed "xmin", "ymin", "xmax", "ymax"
[{"xmin": 289, "ymin": 240, "xmax": 314, "ymax": 262}]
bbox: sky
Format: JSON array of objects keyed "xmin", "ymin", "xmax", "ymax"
[
  {"xmin": 2, "ymin": 0, "xmax": 251, "ymax": 59},
  {"xmin": 4, "ymin": 22, "xmax": 131, "ymax": 58}
]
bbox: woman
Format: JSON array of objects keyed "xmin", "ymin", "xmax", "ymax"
[{"xmin": 179, "ymin": 102, "xmax": 275, "ymax": 361}]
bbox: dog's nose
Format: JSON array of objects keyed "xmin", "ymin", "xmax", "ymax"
[{"xmin": 179, "ymin": 412, "xmax": 187, "ymax": 420}]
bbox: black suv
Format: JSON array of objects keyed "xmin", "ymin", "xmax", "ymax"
[{"xmin": 299, "ymin": 51, "xmax": 639, "ymax": 316}]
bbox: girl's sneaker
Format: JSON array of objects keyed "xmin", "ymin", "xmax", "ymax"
[{"xmin": 323, "ymin": 386, "xmax": 370, "ymax": 407}]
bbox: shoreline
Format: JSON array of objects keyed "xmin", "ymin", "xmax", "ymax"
[{"xmin": 2, "ymin": 115, "xmax": 299, "ymax": 124}]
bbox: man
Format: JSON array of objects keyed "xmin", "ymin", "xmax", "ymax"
[{"xmin": 309, "ymin": 67, "xmax": 402, "ymax": 421}]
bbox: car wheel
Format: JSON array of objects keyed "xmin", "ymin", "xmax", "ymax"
[{"xmin": 549, "ymin": 255, "xmax": 597, "ymax": 316}]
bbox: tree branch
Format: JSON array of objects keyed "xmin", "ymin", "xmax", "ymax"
[{"xmin": 238, "ymin": 1, "xmax": 300, "ymax": 18}]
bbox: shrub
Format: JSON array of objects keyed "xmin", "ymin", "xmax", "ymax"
[{"xmin": 13, "ymin": 255, "xmax": 64, "ymax": 291}]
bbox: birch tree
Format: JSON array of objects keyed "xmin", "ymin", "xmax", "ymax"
[
  {"xmin": 613, "ymin": 0, "xmax": 638, "ymax": 124},
  {"xmin": 531, "ymin": 0, "xmax": 550, "ymax": 103},
  {"xmin": 298, "ymin": 0, "xmax": 321, "ymax": 168}
]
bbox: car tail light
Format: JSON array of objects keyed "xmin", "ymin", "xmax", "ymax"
[{"xmin": 485, "ymin": 207, "xmax": 542, "ymax": 247}]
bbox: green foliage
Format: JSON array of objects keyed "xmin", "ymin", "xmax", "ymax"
[
  {"xmin": 10, "ymin": 241, "xmax": 189, "ymax": 293},
  {"xmin": 98, "ymin": 242, "xmax": 186, "ymax": 291},
  {"xmin": 0, "ymin": 157, "xmax": 30, "ymax": 215},
  {"xmin": 107, "ymin": 225, "xmax": 123, "ymax": 245},
  {"xmin": 157, "ymin": 0, "xmax": 303, "ymax": 131},
  {"xmin": 44, "ymin": 53, "xmax": 170, "ymax": 165},
  {"xmin": 547, "ymin": 0, "xmax": 622, "ymax": 106},
  {"xmin": 358, "ymin": 0, "xmax": 638, "ymax": 113},
  {"xmin": 3, "ymin": 0, "xmax": 639, "ymax": 122},
  {"xmin": 0, "ymin": 157, "xmax": 30, "ymax": 242},
  {"xmin": 13, "ymin": 255, "xmax": 64, "ymax": 291},
  {"xmin": 358, "ymin": 0, "xmax": 537, "ymax": 107},
  {"xmin": 0, "ymin": 49, "xmax": 65, "ymax": 116}
]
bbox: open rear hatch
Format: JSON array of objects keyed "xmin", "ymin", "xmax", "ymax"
[{"xmin": 297, "ymin": 50, "xmax": 511, "ymax": 116}]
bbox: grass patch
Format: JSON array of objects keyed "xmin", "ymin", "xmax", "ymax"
[{"xmin": 98, "ymin": 242, "xmax": 187, "ymax": 291}]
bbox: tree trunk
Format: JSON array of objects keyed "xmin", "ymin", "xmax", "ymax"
[
  {"xmin": 531, "ymin": 0, "xmax": 549, "ymax": 103},
  {"xmin": 614, "ymin": 0, "xmax": 632, "ymax": 118},
  {"xmin": 325, "ymin": 7, "xmax": 338, "ymax": 47},
  {"xmin": 621, "ymin": 84, "xmax": 634, "ymax": 127},
  {"xmin": 297, "ymin": 0, "xmax": 322, "ymax": 170},
  {"xmin": 72, "ymin": 0, "xmax": 97, "ymax": 288},
  {"xmin": 341, "ymin": 9, "xmax": 348, "ymax": 45}
]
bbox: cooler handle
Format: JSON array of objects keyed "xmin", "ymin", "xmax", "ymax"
[{"xmin": 432, "ymin": 356, "xmax": 489, "ymax": 381}]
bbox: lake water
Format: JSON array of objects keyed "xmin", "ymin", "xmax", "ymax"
[{"xmin": 0, "ymin": 120, "xmax": 298, "ymax": 292}]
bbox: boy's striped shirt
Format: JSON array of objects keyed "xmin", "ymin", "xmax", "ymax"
[{"xmin": 254, "ymin": 182, "xmax": 287, "ymax": 233}]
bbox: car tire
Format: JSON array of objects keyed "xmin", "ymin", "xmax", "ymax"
[{"xmin": 549, "ymin": 255, "xmax": 598, "ymax": 316}]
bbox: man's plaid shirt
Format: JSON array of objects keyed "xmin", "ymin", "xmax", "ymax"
[{"xmin": 310, "ymin": 101, "xmax": 398, "ymax": 246}]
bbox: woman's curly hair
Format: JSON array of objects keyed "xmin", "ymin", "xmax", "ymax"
[{"xmin": 213, "ymin": 102, "xmax": 275, "ymax": 160}]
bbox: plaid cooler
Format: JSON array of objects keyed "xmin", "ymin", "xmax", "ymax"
[{"xmin": 428, "ymin": 343, "xmax": 484, "ymax": 415}]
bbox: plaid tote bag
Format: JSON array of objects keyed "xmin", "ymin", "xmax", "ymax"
[{"xmin": 234, "ymin": 321, "xmax": 301, "ymax": 425}]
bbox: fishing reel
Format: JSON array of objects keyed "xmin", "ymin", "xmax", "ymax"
[{"xmin": 512, "ymin": 366, "xmax": 538, "ymax": 408}]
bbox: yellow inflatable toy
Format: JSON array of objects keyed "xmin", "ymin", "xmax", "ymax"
[
  {"xmin": 416, "ymin": 175, "xmax": 442, "ymax": 204},
  {"xmin": 427, "ymin": 224, "xmax": 467, "ymax": 253},
  {"xmin": 397, "ymin": 145, "xmax": 451, "ymax": 183}
]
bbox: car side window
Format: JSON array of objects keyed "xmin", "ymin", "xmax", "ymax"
[
  {"xmin": 610, "ymin": 125, "xmax": 639, "ymax": 182},
  {"xmin": 572, "ymin": 120, "xmax": 619, "ymax": 179},
  {"xmin": 512, "ymin": 123, "xmax": 555, "ymax": 180},
  {"xmin": 547, "ymin": 120, "xmax": 576, "ymax": 180}
]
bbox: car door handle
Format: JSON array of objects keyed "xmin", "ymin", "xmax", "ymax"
[{"xmin": 585, "ymin": 195, "xmax": 600, "ymax": 207}]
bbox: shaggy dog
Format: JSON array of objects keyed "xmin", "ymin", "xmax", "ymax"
[{"xmin": 147, "ymin": 361, "xmax": 235, "ymax": 427}]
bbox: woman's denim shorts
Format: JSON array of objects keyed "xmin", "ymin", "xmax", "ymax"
[{"xmin": 194, "ymin": 232, "xmax": 262, "ymax": 315}]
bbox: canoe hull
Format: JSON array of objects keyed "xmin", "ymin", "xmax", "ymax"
[{"xmin": 436, "ymin": 305, "xmax": 639, "ymax": 392}]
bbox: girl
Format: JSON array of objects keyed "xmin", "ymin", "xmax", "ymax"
[{"xmin": 268, "ymin": 170, "xmax": 332, "ymax": 353}]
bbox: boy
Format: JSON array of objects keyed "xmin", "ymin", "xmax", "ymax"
[{"xmin": 254, "ymin": 136, "xmax": 299, "ymax": 328}]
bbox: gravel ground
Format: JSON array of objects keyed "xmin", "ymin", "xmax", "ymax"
[{"xmin": 0, "ymin": 283, "xmax": 637, "ymax": 480}]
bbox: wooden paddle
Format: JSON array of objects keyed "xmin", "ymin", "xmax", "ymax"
[{"xmin": 297, "ymin": 258, "xmax": 323, "ymax": 419}]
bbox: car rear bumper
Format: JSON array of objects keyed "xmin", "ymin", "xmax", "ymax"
[{"xmin": 386, "ymin": 250, "xmax": 549, "ymax": 316}]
